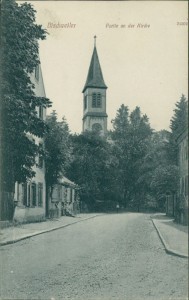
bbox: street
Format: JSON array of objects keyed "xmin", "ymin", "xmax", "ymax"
[{"xmin": 0, "ymin": 213, "xmax": 188, "ymax": 300}]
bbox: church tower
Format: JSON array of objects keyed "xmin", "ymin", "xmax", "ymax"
[{"xmin": 82, "ymin": 36, "xmax": 108, "ymax": 135}]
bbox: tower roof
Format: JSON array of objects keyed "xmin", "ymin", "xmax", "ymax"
[{"xmin": 82, "ymin": 42, "xmax": 107, "ymax": 93}]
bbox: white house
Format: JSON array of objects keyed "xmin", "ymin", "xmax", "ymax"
[
  {"xmin": 49, "ymin": 176, "xmax": 80, "ymax": 218},
  {"xmin": 13, "ymin": 64, "xmax": 47, "ymax": 224}
]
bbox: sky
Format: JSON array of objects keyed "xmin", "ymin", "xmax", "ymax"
[{"xmin": 26, "ymin": 1, "xmax": 188, "ymax": 134}]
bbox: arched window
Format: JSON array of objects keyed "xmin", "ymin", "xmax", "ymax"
[{"xmin": 92, "ymin": 93, "xmax": 102, "ymax": 108}]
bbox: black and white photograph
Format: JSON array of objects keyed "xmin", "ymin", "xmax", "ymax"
[{"xmin": 0, "ymin": 1, "xmax": 188, "ymax": 299}]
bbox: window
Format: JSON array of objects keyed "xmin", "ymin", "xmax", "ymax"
[
  {"xmin": 39, "ymin": 105, "xmax": 43, "ymax": 120},
  {"xmin": 17, "ymin": 182, "xmax": 19, "ymax": 202},
  {"xmin": 38, "ymin": 143, "xmax": 43, "ymax": 168},
  {"xmin": 58, "ymin": 186, "xmax": 62, "ymax": 201},
  {"xmin": 185, "ymin": 176, "xmax": 188, "ymax": 197},
  {"xmin": 92, "ymin": 93, "xmax": 96, "ymax": 107},
  {"xmin": 22, "ymin": 183, "xmax": 27, "ymax": 206},
  {"xmin": 97, "ymin": 93, "xmax": 101, "ymax": 107},
  {"xmin": 74, "ymin": 191, "xmax": 77, "ymax": 201},
  {"xmin": 35, "ymin": 65, "xmax": 39, "ymax": 81},
  {"xmin": 70, "ymin": 189, "xmax": 73, "ymax": 203},
  {"xmin": 31, "ymin": 183, "xmax": 37, "ymax": 206},
  {"xmin": 180, "ymin": 178, "xmax": 182, "ymax": 194},
  {"xmin": 28, "ymin": 184, "xmax": 31, "ymax": 207},
  {"xmin": 92, "ymin": 93, "xmax": 101, "ymax": 108},
  {"xmin": 38, "ymin": 183, "xmax": 43, "ymax": 207},
  {"xmin": 84, "ymin": 96, "xmax": 87, "ymax": 110},
  {"xmin": 64, "ymin": 187, "xmax": 68, "ymax": 202},
  {"xmin": 181, "ymin": 177, "xmax": 185, "ymax": 195}
]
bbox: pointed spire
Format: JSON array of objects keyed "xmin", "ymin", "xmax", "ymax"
[
  {"xmin": 82, "ymin": 38, "xmax": 107, "ymax": 93},
  {"xmin": 94, "ymin": 35, "xmax": 97, "ymax": 47}
]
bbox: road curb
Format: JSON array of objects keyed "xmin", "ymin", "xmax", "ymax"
[
  {"xmin": 0, "ymin": 215, "xmax": 100, "ymax": 247},
  {"xmin": 151, "ymin": 218, "xmax": 188, "ymax": 259}
]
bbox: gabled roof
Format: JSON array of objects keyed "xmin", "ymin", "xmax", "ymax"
[{"xmin": 82, "ymin": 45, "xmax": 107, "ymax": 93}]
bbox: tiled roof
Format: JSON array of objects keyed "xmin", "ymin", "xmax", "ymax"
[{"xmin": 82, "ymin": 46, "xmax": 107, "ymax": 93}]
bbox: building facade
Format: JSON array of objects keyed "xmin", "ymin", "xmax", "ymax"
[
  {"xmin": 165, "ymin": 192, "xmax": 176, "ymax": 218},
  {"xmin": 176, "ymin": 129, "xmax": 188, "ymax": 225},
  {"xmin": 14, "ymin": 64, "xmax": 47, "ymax": 224},
  {"xmin": 82, "ymin": 38, "xmax": 108, "ymax": 136},
  {"xmin": 50, "ymin": 176, "xmax": 79, "ymax": 218}
]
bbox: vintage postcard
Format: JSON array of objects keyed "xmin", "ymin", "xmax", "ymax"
[{"xmin": 0, "ymin": 1, "xmax": 188, "ymax": 300}]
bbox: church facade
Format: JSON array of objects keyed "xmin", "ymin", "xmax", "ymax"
[{"xmin": 82, "ymin": 38, "xmax": 108, "ymax": 136}]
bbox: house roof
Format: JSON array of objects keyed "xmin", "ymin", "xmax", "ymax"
[
  {"xmin": 82, "ymin": 45, "xmax": 107, "ymax": 93},
  {"xmin": 58, "ymin": 176, "xmax": 77, "ymax": 188}
]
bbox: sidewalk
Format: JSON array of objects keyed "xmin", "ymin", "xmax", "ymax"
[
  {"xmin": 151, "ymin": 213, "xmax": 188, "ymax": 258},
  {"xmin": 0, "ymin": 213, "xmax": 101, "ymax": 246}
]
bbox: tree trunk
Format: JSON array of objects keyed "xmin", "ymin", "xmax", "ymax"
[
  {"xmin": 0, "ymin": 190, "xmax": 15, "ymax": 221},
  {"xmin": 45, "ymin": 184, "xmax": 50, "ymax": 218},
  {"xmin": 123, "ymin": 189, "xmax": 127, "ymax": 208},
  {"xmin": 0, "ymin": 130, "xmax": 15, "ymax": 221},
  {"xmin": 137, "ymin": 193, "xmax": 140, "ymax": 212},
  {"xmin": 0, "ymin": 156, "xmax": 15, "ymax": 221}
]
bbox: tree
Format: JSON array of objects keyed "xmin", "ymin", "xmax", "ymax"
[
  {"xmin": 140, "ymin": 95, "xmax": 188, "ymax": 211},
  {"xmin": 140, "ymin": 130, "xmax": 178, "ymax": 210},
  {"xmin": 0, "ymin": 0, "xmax": 51, "ymax": 220},
  {"xmin": 111, "ymin": 105, "xmax": 131, "ymax": 206},
  {"xmin": 147, "ymin": 95, "xmax": 188, "ymax": 210},
  {"xmin": 67, "ymin": 131, "xmax": 113, "ymax": 211},
  {"xmin": 150, "ymin": 165, "xmax": 179, "ymax": 200},
  {"xmin": 170, "ymin": 94, "xmax": 188, "ymax": 134},
  {"xmin": 168, "ymin": 94, "xmax": 188, "ymax": 164},
  {"xmin": 44, "ymin": 111, "xmax": 71, "ymax": 208},
  {"xmin": 111, "ymin": 105, "xmax": 153, "ymax": 210},
  {"xmin": 111, "ymin": 104, "xmax": 130, "ymax": 139}
]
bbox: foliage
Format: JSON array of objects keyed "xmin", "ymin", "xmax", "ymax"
[
  {"xmin": 170, "ymin": 94, "xmax": 188, "ymax": 134},
  {"xmin": 67, "ymin": 131, "xmax": 113, "ymax": 211},
  {"xmin": 150, "ymin": 165, "xmax": 179, "ymax": 197},
  {"xmin": 168, "ymin": 94, "xmax": 188, "ymax": 164},
  {"xmin": 50, "ymin": 96, "xmax": 187, "ymax": 213},
  {"xmin": 44, "ymin": 111, "xmax": 70, "ymax": 190},
  {"xmin": 111, "ymin": 105, "xmax": 153, "ymax": 209},
  {"xmin": 0, "ymin": 0, "xmax": 51, "ymax": 220},
  {"xmin": 140, "ymin": 130, "xmax": 178, "ymax": 209},
  {"xmin": 137, "ymin": 93, "xmax": 188, "ymax": 210}
]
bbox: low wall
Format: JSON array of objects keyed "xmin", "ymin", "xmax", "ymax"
[
  {"xmin": 48, "ymin": 208, "xmax": 61, "ymax": 219},
  {"xmin": 14, "ymin": 207, "xmax": 46, "ymax": 224}
]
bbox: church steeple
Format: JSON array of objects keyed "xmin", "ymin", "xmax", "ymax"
[
  {"xmin": 82, "ymin": 36, "xmax": 107, "ymax": 93},
  {"xmin": 82, "ymin": 37, "xmax": 108, "ymax": 136}
]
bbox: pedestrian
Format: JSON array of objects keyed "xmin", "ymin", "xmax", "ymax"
[{"xmin": 116, "ymin": 203, "xmax": 120, "ymax": 213}]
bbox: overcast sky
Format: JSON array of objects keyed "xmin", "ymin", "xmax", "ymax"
[{"xmin": 27, "ymin": 1, "xmax": 188, "ymax": 134}]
